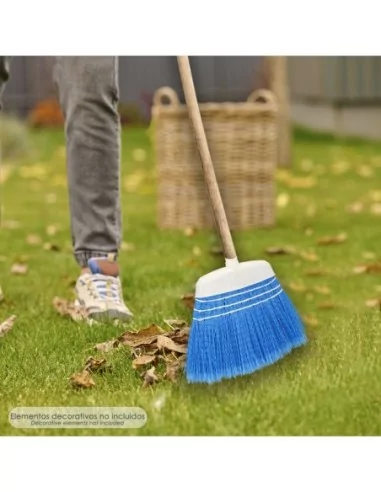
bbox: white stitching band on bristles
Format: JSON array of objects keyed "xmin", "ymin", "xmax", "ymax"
[
  {"xmin": 192, "ymin": 288, "xmax": 283, "ymax": 321},
  {"xmin": 195, "ymin": 276, "xmax": 277, "ymax": 303},
  {"xmin": 194, "ymin": 284, "xmax": 282, "ymax": 313}
]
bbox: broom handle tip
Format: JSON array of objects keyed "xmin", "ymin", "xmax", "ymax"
[{"xmin": 177, "ymin": 56, "xmax": 237, "ymax": 261}]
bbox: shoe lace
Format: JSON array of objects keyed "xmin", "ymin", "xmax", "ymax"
[{"xmin": 87, "ymin": 275, "xmax": 122, "ymax": 304}]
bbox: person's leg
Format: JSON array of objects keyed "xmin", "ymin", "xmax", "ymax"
[
  {"xmin": 54, "ymin": 57, "xmax": 132, "ymax": 321},
  {"xmin": 54, "ymin": 56, "xmax": 122, "ymax": 268},
  {"xmin": 0, "ymin": 57, "xmax": 11, "ymax": 299},
  {"xmin": 0, "ymin": 57, "xmax": 11, "ymax": 109}
]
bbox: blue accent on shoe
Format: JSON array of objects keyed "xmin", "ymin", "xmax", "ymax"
[{"xmin": 87, "ymin": 258, "xmax": 103, "ymax": 274}]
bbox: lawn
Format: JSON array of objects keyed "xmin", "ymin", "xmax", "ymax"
[{"xmin": 1, "ymin": 126, "xmax": 381, "ymax": 436}]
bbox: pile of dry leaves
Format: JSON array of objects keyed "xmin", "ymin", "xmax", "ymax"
[
  {"xmin": 69, "ymin": 320, "xmax": 190, "ymax": 390},
  {"xmin": 52, "ymin": 296, "xmax": 193, "ymax": 390}
]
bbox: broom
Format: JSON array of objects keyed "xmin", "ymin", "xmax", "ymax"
[{"xmin": 177, "ymin": 56, "xmax": 307, "ymax": 384}]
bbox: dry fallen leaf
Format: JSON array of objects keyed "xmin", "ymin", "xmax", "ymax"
[
  {"xmin": 144, "ymin": 347, "xmax": 160, "ymax": 356},
  {"xmin": 131, "ymin": 346, "xmax": 159, "ymax": 359},
  {"xmin": 287, "ymin": 176, "xmax": 317, "ymax": 189},
  {"xmin": 265, "ymin": 246, "xmax": 295, "ymax": 256},
  {"xmin": 164, "ymin": 360, "xmax": 184, "ymax": 383},
  {"xmin": 84, "ymin": 357, "xmax": 110, "ymax": 374},
  {"xmin": 317, "ymin": 301, "xmax": 337, "ymax": 310},
  {"xmin": 366, "ymin": 264, "xmax": 381, "ymax": 274},
  {"xmin": 143, "ymin": 366, "xmax": 159, "ymax": 388},
  {"xmin": 356, "ymin": 165, "xmax": 373, "ymax": 178},
  {"xmin": 52, "ymin": 297, "xmax": 74, "ymax": 317},
  {"xmin": 43, "ymin": 242, "xmax": 61, "ymax": 252},
  {"xmin": 11, "ymin": 263, "xmax": 28, "ymax": 275},
  {"xmin": 181, "ymin": 293, "xmax": 195, "ymax": 310},
  {"xmin": 353, "ymin": 263, "xmax": 381, "ymax": 275},
  {"xmin": 124, "ymin": 171, "xmax": 146, "ymax": 192},
  {"xmin": 0, "ymin": 164, "xmax": 15, "ymax": 184},
  {"xmin": 26, "ymin": 234, "xmax": 42, "ymax": 246},
  {"xmin": 369, "ymin": 190, "xmax": 381, "ymax": 202},
  {"xmin": 276, "ymin": 193, "xmax": 290, "ymax": 209},
  {"xmin": 159, "ymin": 352, "xmax": 182, "ymax": 365},
  {"xmin": 171, "ymin": 330, "xmax": 190, "ymax": 345},
  {"xmin": 362, "ymin": 252, "xmax": 377, "ymax": 260},
  {"xmin": 288, "ymin": 282, "xmax": 307, "ymax": 293},
  {"xmin": 299, "ymin": 251, "xmax": 319, "ymax": 262},
  {"xmin": 119, "ymin": 324, "xmax": 164, "ymax": 348},
  {"xmin": 132, "ymin": 354, "xmax": 157, "ymax": 369},
  {"xmin": 346, "ymin": 202, "xmax": 364, "ymax": 214},
  {"xmin": 370, "ymin": 203, "xmax": 381, "ymax": 216},
  {"xmin": 177, "ymin": 354, "xmax": 187, "ymax": 365},
  {"xmin": 313, "ymin": 285, "xmax": 331, "ymax": 295},
  {"xmin": 163, "ymin": 323, "xmax": 190, "ymax": 344},
  {"xmin": 0, "ymin": 315, "xmax": 16, "ymax": 338},
  {"xmin": 183, "ymin": 227, "xmax": 196, "ymax": 237},
  {"xmin": 365, "ymin": 299, "xmax": 381, "ymax": 308},
  {"xmin": 69, "ymin": 370, "xmax": 95, "ymax": 389},
  {"xmin": 302, "ymin": 315, "xmax": 319, "ymax": 327},
  {"xmin": 46, "ymin": 225, "xmax": 58, "ymax": 236},
  {"xmin": 52, "ymin": 297, "xmax": 88, "ymax": 321},
  {"xmin": 157, "ymin": 335, "xmax": 187, "ymax": 354},
  {"xmin": 95, "ymin": 340, "xmax": 119, "ymax": 353},
  {"xmin": 316, "ymin": 233, "xmax": 348, "ymax": 246},
  {"xmin": 192, "ymin": 246, "xmax": 202, "ymax": 257}
]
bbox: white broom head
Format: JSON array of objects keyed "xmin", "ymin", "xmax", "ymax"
[{"xmin": 195, "ymin": 258, "xmax": 275, "ymax": 298}]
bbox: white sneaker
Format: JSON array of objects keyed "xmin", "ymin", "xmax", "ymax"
[{"xmin": 75, "ymin": 257, "xmax": 134, "ymax": 322}]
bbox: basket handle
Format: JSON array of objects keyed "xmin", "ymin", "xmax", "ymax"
[
  {"xmin": 247, "ymin": 89, "xmax": 277, "ymax": 106},
  {"xmin": 153, "ymin": 87, "xmax": 180, "ymax": 107}
]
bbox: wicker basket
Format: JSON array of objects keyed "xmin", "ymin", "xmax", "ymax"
[{"xmin": 152, "ymin": 87, "xmax": 278, "ymax": 231}]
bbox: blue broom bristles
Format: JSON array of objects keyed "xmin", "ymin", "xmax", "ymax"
[{"xmin": 185, "ymin": 275, "xmax": 307, "ymax": 384}]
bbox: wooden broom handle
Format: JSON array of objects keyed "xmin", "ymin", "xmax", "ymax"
[{"xmin": 177, "ymin": 56, "xmax": 237, "ymax": 261}]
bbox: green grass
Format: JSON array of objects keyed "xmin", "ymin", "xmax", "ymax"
[{"xmin": 2, "ymin": 126, "xmax": 381, "ymax": 436}]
